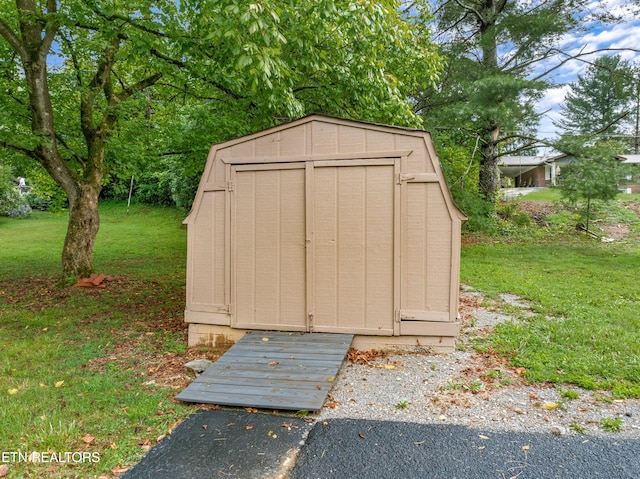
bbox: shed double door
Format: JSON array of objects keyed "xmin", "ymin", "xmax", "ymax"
[{"xmin": 232, "ymin": 160, "xmax": 396, "ymax": 335}]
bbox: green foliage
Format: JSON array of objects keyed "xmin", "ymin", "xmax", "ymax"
[
  {"xmin": 600, "ymin": 417, "xmax": 623, "ymax": 433},
  {"xmin": 0, "ymin": 163, "xmax": 30, "ymax": 217},
  {"xmin": 556, "ymin": 55, "xmax": 635, "ymax": 137},
  {"xmin": 1, "ymin": 0, "xmax": 444, "ymax": 275},
  {"xmin": 559, "ymin": 389, "xmax": 580, "ymax": 400},
  {"xmin": 419, "ymin": 0, "xmax": 598, "ymax": 198},
  {"xmin": 555, "ymin": 140, "xmax": 625, "ymax": 231},
  {"xmin": 454, "ymin": 189, "xmax": 497, "ymax": 233}
]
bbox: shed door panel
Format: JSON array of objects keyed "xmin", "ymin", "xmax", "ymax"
[
  {"xmin": 312, "ymin": 165, "xmax": 395, "ymax": 334},
  {"xmin": 234, "ymin": 167, "xmax": 307, "ymax": 330}
]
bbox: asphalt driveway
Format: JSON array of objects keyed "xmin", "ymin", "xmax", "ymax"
[
  {"xmin": 290, "ymin": 418, "xmax": 640, "ymax": 479},
  {"xmin": 122, "ymin": 410, "xmax": 640, "ymax": 479}
]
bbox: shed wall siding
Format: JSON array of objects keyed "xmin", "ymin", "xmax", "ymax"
[{"xmin": 189, "ymin": 190, "xmax": 226, "ymax": 309}]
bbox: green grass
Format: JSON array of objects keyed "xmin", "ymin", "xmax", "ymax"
[
  {"xmin": 0, "ymin": 202, "xmax": 195, "ymax": 478},
  {"xmin": 520, "ymin": 188, "xmax": 640, "ymax": 203},
  {"xmin": 520, "ymin": 187, "xmax": 562, "ymax": 202},
  {"xmin": 462, "ymin": 239, "xmax": 640, "ymax": 398}
]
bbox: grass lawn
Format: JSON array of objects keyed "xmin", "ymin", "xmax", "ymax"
[
  {"xmin": 0, "ymin": 203, "xmax": 210, "ymax": 478},
  {"xmin": 462, "ymin": 239, "xmax": 640, "ymax": 398},
  {"xmin": 1, "ymin": 200, "xmax": 639, "ymax": 477}
]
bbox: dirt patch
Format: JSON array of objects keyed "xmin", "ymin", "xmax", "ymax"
[{"xmin": 517, "ymin": 200, "xmax": 563, "ymax": 226}]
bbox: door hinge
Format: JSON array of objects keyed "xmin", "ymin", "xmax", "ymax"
[
  {"xmin": 308, "ymin": 312, "xmax": 314, "ymax": 331},
  {"xmin": 397, "ymin": 173, "xmax": 415, "ymax": 184},
  {"xmin": 227, "ymin": 180, "xmax": 234, "ymax": 191},
  {"xmin": 394, "ymin": 309, "xmax": 401, "ymax": 323}
]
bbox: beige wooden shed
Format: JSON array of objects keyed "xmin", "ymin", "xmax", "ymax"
[{"xmin": 183, "ymin": 115, "xmax": 466, "ymax": 352}]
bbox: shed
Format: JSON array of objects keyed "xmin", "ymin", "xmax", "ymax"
[{"xmin": 183, "ymin": 115, "xmax": 466, "ymax": 352}]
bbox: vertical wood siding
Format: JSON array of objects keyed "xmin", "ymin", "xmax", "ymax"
[
  {"xmin": 313, "ymin": 165, "xmax": 394, "ymax": 334},
  {"xmin": 234, "ymin": 168, "xmax": 307, "ymax": 330}
]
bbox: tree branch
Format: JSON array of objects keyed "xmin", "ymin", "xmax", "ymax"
[
  {"xmin": 84, "ymin": 0, "xmax": 170, "ymax": 38},
  {"xmin": 530, "ymin": 47, "xmax": 640, "ymax": 82},
  {"xmin": 0, "ymin": 18, "xmax": 27, "ymax": 58},
  {"xmin": 150, "ymin": 48, "xmax": 242, "ymax": 100},
  {"xmin": 115, "ymin": 72, "xmax": 163, "ymax": 103},
  {"xmin": 39, "ymin": 0, "xmax": 58, "ymax": 62},
  {"xmin": 0, "ymin": 140, "xmax": 36, "ymax": 159}
]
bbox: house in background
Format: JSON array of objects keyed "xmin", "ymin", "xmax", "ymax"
[
  {"xmin": 616, "ymin": 155, "xmax": 640, "ymax": 194},
  {"xmin": 500, "ymin": 153, "xmax": 640, "ymax": 193},
  {"xmin": 499, "ymin": 154, "xmax": 570, "ymax": 188}
]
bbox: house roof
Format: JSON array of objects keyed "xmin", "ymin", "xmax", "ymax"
[
  {"xmin": 499, "ymin": 154, "xmax": 569, "ymax": 177},
  {"xmin": 499, "ymin": 156, "xmax": 549, "ymax": 177},
  {"xmin": 617, "ymin": 155, "xmax": 640, "ymax": 164}
]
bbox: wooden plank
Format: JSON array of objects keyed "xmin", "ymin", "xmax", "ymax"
[
  {"xmin": 176, "ymin": 331, "xmax": 353, "ymax": 411},
  {"xmin": 176, "ymin": 389, "xmax": 322, "ymax": 411}
]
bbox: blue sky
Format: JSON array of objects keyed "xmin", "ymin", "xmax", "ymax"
[{"xmin": 536, "ymin": 0, "xmax": 640, "ymax": 141}]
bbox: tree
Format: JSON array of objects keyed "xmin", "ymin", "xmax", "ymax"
[
  {"xmin": 418, "ymin": 0, "xmax": 604, "ymax": 201},
  {"xmin": 555, "ymin": 55, "xmax": 634, "ymax": 137},
  {"xmin": 557, "ymin": 140, "xmax": 623, "ymax": 233},
  {"xmin": 0, "ymin": 0, "xmax": 442, "ymax": 277}
]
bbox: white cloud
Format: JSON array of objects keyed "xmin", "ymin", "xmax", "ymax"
[{"xmin": 532, "ymin": 10, "xmax": 640, "ymax": 138}]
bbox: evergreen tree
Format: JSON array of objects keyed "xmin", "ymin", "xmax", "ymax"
[
  {"xmin": 555, "ymin": 55, "xmax": 634, "ymax": 137},
  {"xmin": 418, "ymin": 0, "xmax": 609, "ymax": 201}
]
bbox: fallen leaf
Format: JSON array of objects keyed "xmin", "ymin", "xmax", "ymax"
[
  {"xmin": 414, "ymin": 441, "xmax": 425, "ymax": 445},
  {"xmin": 55, "ymin": 380, "xmax": 64, "ymax": 388},
  {"xmin": 262, "ymin": 337, "xmax": 269, "ymax": 342},
  {"xmin": 290, "ymin": 356, "xmax": 296, "ymax": 359},
  {"xmin": 111, "ymin": 465, "xmax": 130, "ymax": 475},
  {"xmin": 479, "ymin": 434, "xmax": 490, "ymax": 440},
  {"xmin": 522, "ymin": 445, "xmax": 530, "ymax": 451},
  {"xmin": 0, "ymin": 464, "xmax": 8, "ymax": 477},
  {"xmin": 202, "ymin": 424, "xmax": 207, "ymax": 430},
  {"xmin": 358, "ymin": 432, "xmax": 366, "ymax": 439},
  {"xmin": 327, "ymin": 376, "xmax": 334, "ymax": 382},
  {"xmin": 139, "ymin": 438, "xmax": 152, "ymax": 451},
  {"xmin": 245, "ymin": 425, "xmax": 254, "ymax": 431},
  {"xmin": 542, "ymin": 402, "xmax": 558, "ymax": 410},
  {"xmin": 109, "ymin": 442, "xmax": 118, "ymax": 450},
  {"xmin": 245, "ymin": 407, "xmax": 258, "ymax": 413},
  {"xmin": 513, "ymin": 408, "xmax": 524, "ymax": 415},
  {"xmin": 8, "ymin": 388, "xmax": 18, "ymax": 395},
  {"xmin": 268, "ymin": 361, "xmax": 279, "ymax": 366},
  {"xmin": 384, "ymin": 364, "xmax": 395, "ymax": 370},
  {"xmin": 82, "ymin": 433, "xmax": 96, "ymax": 445}
]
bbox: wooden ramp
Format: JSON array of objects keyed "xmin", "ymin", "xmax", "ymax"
[{"xmin": 175, "ymin": 331, "xmax": 354, "ymax": 411}]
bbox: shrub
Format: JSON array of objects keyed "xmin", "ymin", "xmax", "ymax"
[{"xmin": 454, "ymin": 190, "xmax": 497, "ymax": 233}]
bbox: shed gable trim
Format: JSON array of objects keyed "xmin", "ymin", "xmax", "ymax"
[
  {"xmin": 212, "ymin": 114, "xmax": 425, "ymax": 151},
  {"xmin": 221, "ymin": 150, "xmax": 413, "ymax": 165}
]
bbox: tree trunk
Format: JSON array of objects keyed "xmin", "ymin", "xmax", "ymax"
[
  {"xmin": 62, "ymin": 185, "xmax": 101, "ymax": 278},
  {"xmin": 478, "ymin": 130, "xmax": 500, "ymax": 200}
]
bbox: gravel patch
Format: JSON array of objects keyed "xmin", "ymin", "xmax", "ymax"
[{"xmin": 320, "ymin": 288, "xmax": 640, "ymax": 438}]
